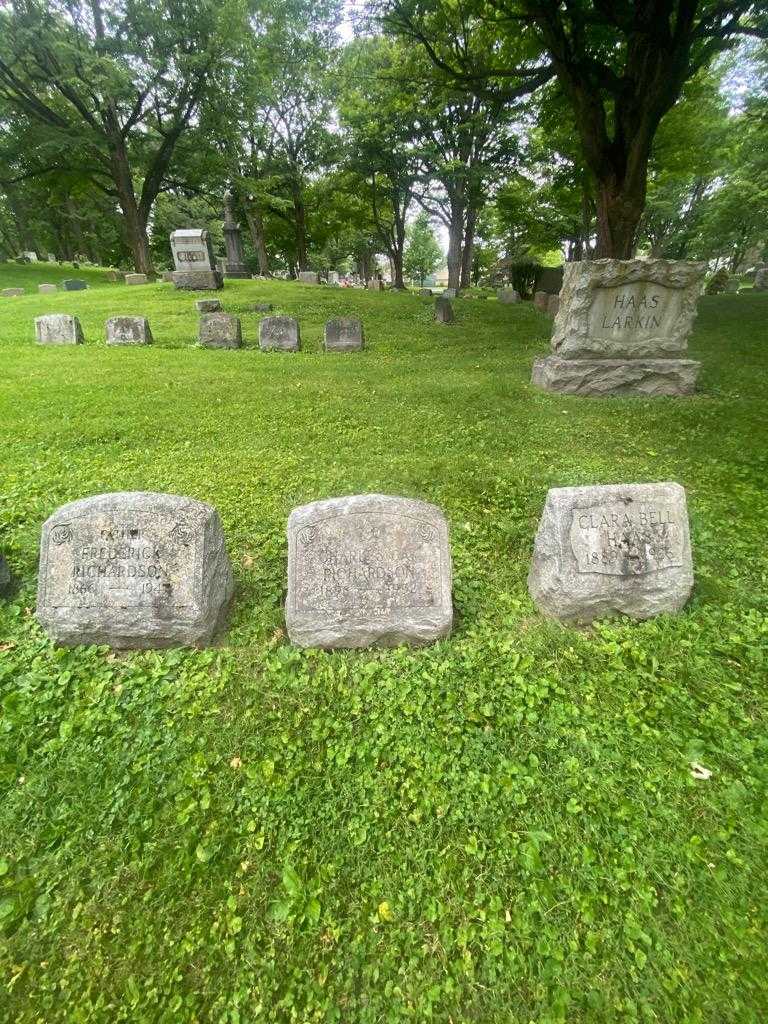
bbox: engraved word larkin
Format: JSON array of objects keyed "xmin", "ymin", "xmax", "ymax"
[{"xmin": 570, "ymin": 502, "xmax": 685, "ymax": 577}]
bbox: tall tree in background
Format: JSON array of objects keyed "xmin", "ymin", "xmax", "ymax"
[
  {"xmin": 0, "ymin": 0, "xmax": 246, "ymax": 273},
  {"xmin": 404, "ymin": 210, "xmax": 442, "ymax": 284},
  {"xmin": 382, "ymin": 0, "xmax": 767, "ymax": 258},
  {"xmin": 339, "ymin": 38, "xmax": 424, "ymax": 287}
]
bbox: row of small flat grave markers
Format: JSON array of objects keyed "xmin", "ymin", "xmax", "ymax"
[
  {"xmin": 33, "ymin": 309, "xmax": 365, "ymax": 351},
  {"xmin": 30, "ymin": 484, "xmax": 694, "ymax": 650}
]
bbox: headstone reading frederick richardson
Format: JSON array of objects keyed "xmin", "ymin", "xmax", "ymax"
[
  {"xmin": 531, "ymin": 259, "xmax": 705, "ymax": 397},
  {"xmin": 35, "ymin": 314, "xmax": 84, "ymax": 345},
  {"xmin": 286, "ymin": 494, "xmax": 453, "ymax": 648},
  {"xmin": 169, "ymin": 229, "xmax": 223, "ymax": 291},
  {"xmin": 528, "ymin": 482, "xmax": 693, "ymax": 624},
  {"xmin": 36, "ymin": 492, "xmax": 234, "ymax": 648}
]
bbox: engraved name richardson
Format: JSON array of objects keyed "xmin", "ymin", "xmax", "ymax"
[
  {"xmin": 569, "ymin": 503, "xmax": 685, "ymax": 576},
  {"xmin": 293, "ymin": 515, "xmax": 441, "ymax": 615},
  {"xmin": 44, "ymin": 514, "xmax": 198, "ymax": 607}
]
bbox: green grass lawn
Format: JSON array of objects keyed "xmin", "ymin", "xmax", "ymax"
[
  {"xmin": 0, "ymin": 259, "xmax": 121, "ymax": 292},
  {"xmin": 1, "ymin": 264, "xmax": 767, "ymax": 1023}
]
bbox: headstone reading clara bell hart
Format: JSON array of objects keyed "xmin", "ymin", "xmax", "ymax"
[
  {"xmin": 170, "ymin": 229, "xmax": 223, "ymax": 291},
  {"xmin": 286, "ymin": 494, "xmax": 453, "ymax": 649},
  {"xmin": 36, "ymin": 492, "xmax": 234, "ymax": 648},
  {"xmin": 531, "ymin": 258, "xmax": 705, "ymax": 397},
  {"xmin": 528, "ymin": 482, "xmax": 693, "ymax": 624}
]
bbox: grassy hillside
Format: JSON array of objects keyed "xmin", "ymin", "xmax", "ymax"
[
  {"xmin": 1, "ymin": 275, "xmax": 767, "ymax": 1023},
  {"xmin": 0, "ymin": 259, "xmax": 121, "ymax": 292}
]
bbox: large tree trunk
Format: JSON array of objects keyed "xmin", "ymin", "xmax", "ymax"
[
  {"xmin": 460, "ymin": 205, "xmax": 478, "ymax": 289},
  {"xmin": 594, "ymin": 173, "xmax": 645, "ymax": 259},
  {"xmin": 446, "ymin": 192, "xmax": 464, "ymax": 291},
  {"xmin": 292, "ymin": 182, "xmax": 308, "ymax": 271},
  {"xmin": 109, "ymin": 138, "xmax": 153, "ymax": 274},
  {"xmin": 245, "ymin": 206, "xmax": 270, "ymax": 275}
]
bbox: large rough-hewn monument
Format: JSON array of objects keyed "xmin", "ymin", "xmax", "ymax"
[
  {"xmin": 528, "ymin": 482, "xmax": 693, "ymax": 623},
  {"xmin": 531, "ymin": 259, "xmax": 705, "ymax": 397},
  {"xmin": 170, "ymin": 229, "xmax": 223, "ymax": 291},
  {"xmin": 37, "ymin": 492, "xmax": 234, "ymax": 648},
  {"xmin": 286, "ymin": 494, "xmax": 453, "ymax": 649}
]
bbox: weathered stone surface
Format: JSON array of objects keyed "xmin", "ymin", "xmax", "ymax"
[
  {"xmin": 172, "ymin": 270, "xmax": 224, "ymax": 291},
  {"xmin": 298, "ymin": 271, "xmax": 319, "ymax": 285},
  {"xmin": 106, "ymin": 316, "xmax": 153, "ymax": 346},
  {"xmin": 222, "ymin": 192, "xmax": 250, "ymax": 278},
  {"xmin": 35, "ymin": 314, "xmax": 84, "ymax": 345},
  {"xmin": 367, "ymin": 278, "xmax": 384, "ymax": 291},
  {"xmin": 125, "ymin": 273, "xmax": 148, "ymax": 286},
  {"xmin": 2, "ymin": 288, "xmax": 24, "ymax": 297},
  {"xmin": 418, "ymin": 288, "xmax": 433, "ymax": 297},
  {"xmin": 38, "ymin": 283, "xmax": 57, "ymax": 294},
  {"xmin": 286, "ymin": 494, "xmax": 453, "ymax": 648},
  {"xmin": 497, "ymin": 288, "xmax": 520, "ymax": 304},
  {"xmin": 259, "ymin": 316, "xmax": 300, "ymax": 352},
  {"xmin": 324, "ymin": 318, "xmax": 364, "ymax": 352},
  {"xmin": 528, "ymin": 482, "xmax": 693, "ymax": 624},
  {"xmin": 0, "ymin": 553, "xmax": 11, "ymax": 597},
  {"xmin": 36, "ymin": 492, "xmax": 234, "ymax": 648},
  {"xmin": 253, "ymin": 302, "xmax": 273, "ymax": 312},
  {"xmin": 533, "ymin": 290, "xmax": 549, "ymax": 312},
  {"xmin": 551, "ymin": 259, "xmax": 706, "ymax": 360},
  {"xmin": 62, "ymin": 279, "xmax": 87, "ymax": 291},
  {"xmin": 547, "ymin": 294, "xmax": 560, "ymax": 317},
  {"xmin": 106, "ymin": 271, "xmax": 123, "ymax": 283},
  {"xmin": 196, "ymin": 299, "xmax": 222, "ymax": 313},
  {"xmin": 531, "ymin": 355, "xmax": 700, "ymax": 397},
  {"xmin": 754, "ymin": 267, "xmax": 768, "ymax": 291},
  {"xmin": 435, "ymin": 297, "xmax": 454, "ymax": 323},
  {"xmin": 161, "ymin": 271, "xmax": 174, "ymax": 282},
  {"xmin": 199, "ymin": 313, "xmax": 242, "ymax": 349},
  {"xmin": 171, "ymin": 228, "xmax": 216, "ymax": 270}
]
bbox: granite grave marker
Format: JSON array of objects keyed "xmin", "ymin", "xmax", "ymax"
[{"xmin": 286, "ymin": 494, "xmax": 453, "ymax": 648}]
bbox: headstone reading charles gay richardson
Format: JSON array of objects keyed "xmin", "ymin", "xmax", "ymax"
[
  {"xmin": 259, "ymin": 316, "xmax": 300, "ymax": 352},
  {"xmin": 531, "ymin": 259, "xmax": 705, "ymax": 397},
  {"xmin": 528, "ymin": 482, "xmax": 693, "ymax": 624},
  {"xmin": 286, "ymin": 494, "xmax": 453, "ymax": 649},
  {"xmin": 36, "ymin": 492, "xmax": 234, "ymax": 648},
  {"xmin": 170, "ymin": 229, "xmax": 223, "ymax": 291}
]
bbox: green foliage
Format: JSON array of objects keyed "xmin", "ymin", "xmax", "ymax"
[
  {"xmin": 1, "ymin": 271, "xmax": 768, "ymax": 1020},
  {"xmin": 403, "ymin": 212, "xmax": 442, "ymax": 284}
]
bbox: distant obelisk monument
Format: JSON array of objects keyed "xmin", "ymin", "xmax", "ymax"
[{"xmin": 222, "ymin": 191, "xmax": 250, "ymax": 279}]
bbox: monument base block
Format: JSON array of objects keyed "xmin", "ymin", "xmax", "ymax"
[
  {"xmin": 171, "ymin": 270, "xmax": 223, "ymax": 291},
  {"xmin": 531, "ymin": 355, "xmax": 700, "ymax": 398}
]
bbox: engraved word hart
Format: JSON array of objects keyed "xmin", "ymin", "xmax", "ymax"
[{"xmin": 286, "ymin": 494, "xmax": 453, "ymax": 648}]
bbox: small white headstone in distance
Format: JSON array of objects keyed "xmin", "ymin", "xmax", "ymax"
[
  {"xmin": 37, "ymin": 492, "xmax": 234, "ymax": 648},
  {"xmin": 528, "ymin": 482, "xmax": 693, "ymax": 623},
  {"xmin": 286, "ymin": 494, "xmax": 453, "ymax": 648}
]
